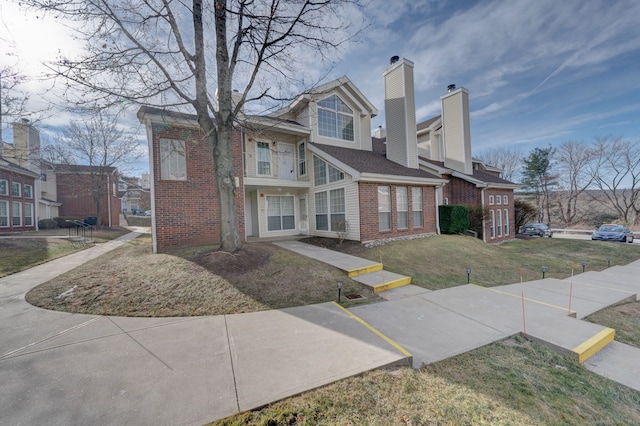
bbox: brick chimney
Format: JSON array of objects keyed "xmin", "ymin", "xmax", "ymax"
[
  {"xmin": 441, "ymin": 85, "xmax": 472, "ymax": 175},
  {"xmin": 383, "ymin": 57, "xmax": 418, "ymax": 169},
  {"xmin": 12, "ymin": 119, "xmax": 41, "ymax": 173}
]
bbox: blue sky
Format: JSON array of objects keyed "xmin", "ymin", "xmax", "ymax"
[{"xmin": 2, "ymin": 0, "xmax": 640, "ymax": 176}]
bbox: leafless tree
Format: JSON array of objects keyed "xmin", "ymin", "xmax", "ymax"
[
  {"xmin": 0, "ymin": 64, "xmax": 30, "ymax": 142},
  {"xmin": 553, "ymin": 141, "xmax": 596, "ymax": 227},
  {"xmin": 53, "ymin": 112, "xmax": 143, "ymax": 226},
  {"xmin": 588, "ymin": 137, "xmax": 640, "ymax": 225},
  {"xmin": 475, "ymin": 146, "xmax": 522, "ymax": 182},
  {"xmin": 26, "ymin": 0, "xmax": 365, "ymax": 251}
]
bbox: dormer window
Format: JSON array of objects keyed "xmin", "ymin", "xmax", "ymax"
[{"xmin": 317, "ymin": 95, "xmax": 354, "ymax": 141}]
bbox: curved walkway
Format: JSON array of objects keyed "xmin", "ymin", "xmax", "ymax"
[
  {"xmin": 0, "ymin": 232, "xmax": 408, "ymax": 426},
  {"xmin": 2, "ymin": 235, "xmax": 640, "ymax": 425}
]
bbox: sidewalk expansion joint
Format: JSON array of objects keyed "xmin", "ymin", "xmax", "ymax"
[
  {"xmin": 332, "ymin": 302, "xmax": 412, "ymax": 362},
  {"xmin": 470, "ymin": 284, "xmax": 577, "ymax": 317}
]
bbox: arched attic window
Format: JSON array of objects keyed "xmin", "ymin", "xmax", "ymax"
[{"xmin": 317, "ymin": 94, "xmax": 354, "ymax": 141}]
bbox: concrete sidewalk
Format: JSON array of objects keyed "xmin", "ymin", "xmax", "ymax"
[
  {"xmin": 2, "ymin": 236, "xmax": 640, "ymax": 425},
  {"xmin": 1, "ymin": 233, "xmax": 410, "ymax": 426}
]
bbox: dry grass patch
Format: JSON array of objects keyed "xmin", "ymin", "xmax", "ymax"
[
  {"xmin": 212, "ymin": 337, "xmax": 640, "ymax": 426},
  {"xmin": 26, "ymin": 236, "xmax": 378, "ymax": 316},
  {"xmin": 0, "ymin": 238, "xmax": 83, "ymax": 278},
  {"xmin": 333, "ymin": 235, "xmax": 640, "ymax": 290},
  {"xmin": 586, "ymin": 302, "xmax": 640, "ymax": 348}
]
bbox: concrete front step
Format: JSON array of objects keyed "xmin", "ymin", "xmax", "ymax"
[{"xmin": 352, "ymin": 270, "xmax": 411, "ymax": 293}]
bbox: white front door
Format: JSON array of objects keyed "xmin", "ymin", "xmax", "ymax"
[
  {"xmin": 299, "ymin": 196, "xmax": 308, "ymax": 234},
  {"xmin": 277, "ymin": 143, "xmax": 295, "ymax": 180}
]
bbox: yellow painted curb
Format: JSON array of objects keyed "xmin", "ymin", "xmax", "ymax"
[
  {"xmin": 470, "ymin": 284, "xmax": 577, "ymax": 316},
  {"xmin": 348, "ymin": 263, "xmax": 383, "ymax": 277},
  {"xmin": 332, "ymin": 302, "xmax": 412, "ymax": 359},
  {"xmin": 373, "ymin": 276, "xmax": 412, "ymax": 293},
  {"xmin": 573, "ymin": 327, "xmax": 615, "ymax": 364}
]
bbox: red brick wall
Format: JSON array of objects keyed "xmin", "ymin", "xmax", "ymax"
[
  {"xmin": 485, "ymin": 189, "xmax": 515, "ymax": 243},
  {"xmin": 358, "ymin": 182, "xmax": 437, "ymax": 242},
  {"xmin": 150, "ymin": 123, "xmax": 244, "ymax": 252},
  {"xmin": 57, "ymin": 172, "xmax": 121, "ymax": 226},
  {"xmin": 0, "ymin": 169, "xmax": 36, "ymax": 231}
]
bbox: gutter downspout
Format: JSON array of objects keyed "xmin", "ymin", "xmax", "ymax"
[
  {"xmin": 435, "ymin": 184, "xmax": 442, "ymax": 235},
  {"xmin": 107, "ymin": 173, "xmax": 112, "ymax": 228}
]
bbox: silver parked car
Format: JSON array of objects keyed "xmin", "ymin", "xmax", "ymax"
[{"xmin": 592, "ymin": 224, "xmax": 634, "ymax": 243}]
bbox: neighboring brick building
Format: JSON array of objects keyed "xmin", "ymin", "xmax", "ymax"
[
  {"xmin": 55, "ymin": 164, "xmax": 121, "ymax": 227},
  {"xmin": 0, "ymin": 159, "xmax": 39, "ymax": 231}
]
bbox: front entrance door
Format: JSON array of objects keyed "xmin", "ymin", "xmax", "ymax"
[
  {"xmin": 299, "ymin": 196, "xmax": 308, "ymax": 234},
  {"xmin": 277, "ymin": 143, "xmax": 295, "ymax": 180}
]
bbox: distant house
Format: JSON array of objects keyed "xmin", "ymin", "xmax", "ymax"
[
  {"xmin": 138, "ymin": 58, "xmax": 447, "ymax": 252},
  {"xmin": 119, "ymin": 176, "xmax": 151, "ymax": 214},
  {"xmin": 0, "ymin": 121, "xmax": 42, "ymax": 231}
]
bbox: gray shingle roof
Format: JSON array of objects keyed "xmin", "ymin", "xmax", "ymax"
[{"xmin": 311, "ymin": 143, "xmax": 442, "ymax": 180}]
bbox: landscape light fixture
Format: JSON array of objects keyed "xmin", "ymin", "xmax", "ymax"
[
  {"xmin": 466, "ymin": 266, "xmax": 472, "ymax": 284},
  {"xmin": 541, "ymin": 265, "xmax": 548, "ymax": 279},
  {"xmin": 581, "ymin": 260, "xmax": 587, "ymax": 273},
  {"xmin": 337, "ymin": 280, "xmax": 343, "ymax": 303},
  {"xmin": 607, "ymin": 256, "xmax": 611, "ymax": 267}
]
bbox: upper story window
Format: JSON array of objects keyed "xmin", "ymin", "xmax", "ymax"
[
  {"xmin": 313, "ymin": 156, "xmax": 344, "ymax": 186},
  {"xmin": 0, "ymin": 180, "xmax": 7, "ymax": 196},
  {"xmin": 24, "ymin": 184, "xmax": 33, "ymax": 199},
  {"xmin": 298, "ymin": 142, "xmax": 306, "ymax": 177},
  {"xmin": 317, "ymin": 95, "xmax": 354, "ymax": 141},
  {"xmin": 11, "ymin": 182, "xmax": 21, "ymax": 197},
  {"xmin": 160, "ymin": 138, "xmax": 187, "ymax": 180},
  {"xmin": 257, "ymin": 141, "xmax": 272, "ymax": 175}
]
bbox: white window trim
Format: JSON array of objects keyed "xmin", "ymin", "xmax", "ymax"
[
  {"xmin": 317, "ymin": 94, "xmax": 355, "ymax": 142},
  {"xmin": 24, "ymin": 202, "xmax": 34, "ymax": 227},
  {"xmin": 24, "ymin": 184, "xmax": 33, "ymax": 199},
  {"xmin": 504, "ymin": 209, "xmax": 509, "ymax": 236},
  {"xmin": 378, "ymin": 185, "xmax": 391, "ymax": 232},
  {"xmin": 266, "ymin": 195, "xmax": 295, "ymax": 232},
  {"xmin": 297, "ymin": 141, "xmax": 307, "ymax": 177},
  {"xmin": 12, "ymin": 201, "xmax": 22, "ymax": 227},
  {"xmin": 0, "ymin": 200, "xmax": 8, "ymax": 227},
  {"xmin": 11, "ymin": 182, "xmax": 21, "ymax": 198},
  {"xmin": 489, "ymin": 195, "xmax": 494, "ymax": 205},
  {"xmin": 314, "ymin": 187, "xmax": 346, "ymax": 232},
  {"xmin": 0, "ymin": 179, "xmax": 8, "ymax": 196},
  {"xmin": 503, "ymin": 195, "xmax": 509, "ymax": 204},
  {"xmin": 256, "ymin": 141, "xmax": 273, "ymax": 176},
  {"xmin": 396, "ymin": 187, "xmax": 408, "ymax": 229},
  {"xmin": 313, "ymin": 156, "xmax": 344, "ymax": 187},
  {"xmin": 412, "ymin": 187, "xmax": 423, "ymax": 228},
  {"xmin": 489, "ymin": 210, "xmax": 495, "ymax": 239},
  {"xmin": 496, "ymin": 195, "xmax": 502, "ymax": 205},
  {"xmin": 160, "ymin": 138, "xmax": 187, "ymax": 181},
  {"xmin": 497, "ymin": 209, "xmax": 503, "ymax": 237}
]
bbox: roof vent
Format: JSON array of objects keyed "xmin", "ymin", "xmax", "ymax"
[
  {"xmin": 447, "ymin": 84, "xmax": 456, "ymax": 92},
  {"xmin": 390, "ymin": 56, "xmax": 400, "ymax": 65}
]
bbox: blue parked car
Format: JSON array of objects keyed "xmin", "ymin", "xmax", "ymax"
[{"xmin": 591, "ymin": 224, "xmax": 634, "ymax": 243}]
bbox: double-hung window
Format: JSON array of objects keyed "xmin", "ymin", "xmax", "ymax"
[
  {"xmin": 378, "ymin": 186, "xmax": 391, "ymax": 231},
  {"xmin": 412, "ymin": 187, "xmax": 423, "ymax": 227},
  {"xmin": 24, "ymin": 203, "xmax": 34, "ymax": 226},
  {"xmin": 298, "ymin": 142, "xmax": 306, "ymax": 177},
  {"xmin": 503, "ymin": 209, "xmax": 509, "ymax": 236},
  {"xmin": 317, "ymin": 95, "xmax": 354, "ymax": 141},
  {"xmin": 160, "ymin": 138, "xmax": 187, "ymax": 180},
  {"xmin": 256, "ymin": 141, "xmax": 272, "ymax": 175},
  {"xmin": 0, "ymin": 201, "xmax": 8, "ymax": 227},
  {"xmin": 0, "ymin": 179, "xmax": 7, "ymax": 196},
  {"xmin": 24, "ymin": 184, "xmax": 33, "ymax": 199},
  {"xmin": 12, "ymin": 202, "xmax": 21, "ymax": 226},
  {"xmin": 489, "ymin": 210, "xmax": 495, "ymax": 239},
  {"xmin": 315, "ymin": 188, "xmax": 346, "ymax": 232},
  {"xmin": 266, "ymin": 196, "xmax": 295, "ymax": 231},
  {"xmin": 497, "ymin": 209, "xmax": 503, "ymax": 237},
  {"xmin": 396, "ymin": 187, "xmax": 408, "ymax": 229},
  {"xmin": 11, "ymin": 182, "xmax": 21, "ymax": 197}
]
